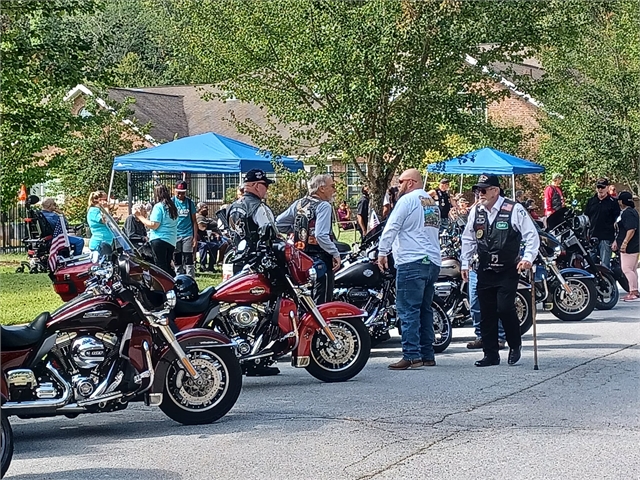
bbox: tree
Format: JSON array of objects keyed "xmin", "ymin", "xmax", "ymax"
[
  {"xmin": 157, "ymin": 0, "xmax": 549, "ymax": 210},
  {"xmin": 0, "ymin": 0, "xmax": 100, "ymax": 211},
  {"xmin": 535, "ymin": 0, "xmax": 640, "ymax": 200},
  {"xmin": 47, "ymin": 97, "xmax": 147, "ymax": 223}
]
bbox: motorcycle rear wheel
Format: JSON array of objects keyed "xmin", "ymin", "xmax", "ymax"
[
  {"xmin": 160, "ymin": 347, "xmax": 242, "ymax": 425},
  {"xmin": 306, "ymin": 317, "xmax": 371, "ymax": 383},
  {"xmin": 551, "ymin": 278, "xmax": 597, "ymax": 321},
  {"xmin": 432, "ymin": 297, "xmax": 452, "ymax": 353},
  {"xmin": 1, "ymin": 412, "xmax": 14, "ymax": 478},
  {"xmin": 515, "ymin": 290, "xmax": 533, "ymax": 335},
  {"xmin": 595, "ymin": 271, "xmax": 620, "ymax": 310}
]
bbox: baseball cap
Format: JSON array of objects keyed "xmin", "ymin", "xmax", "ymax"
[
  {"xmin": 196, "ymin": 202, "xmax": 207, "ymax": 210},
  {"xmin": 439, "ymin": 178, "xmax": 450, "ymax": 184},
  {"xmin": 175, "ymin": 181, "xmax": 188, "ymax": 192},
  {"xmin": 244, "ymin": 169, "xmax": 274, "ymax": 184},
  {"xmin": 596, "ymin": 177, "xmax": 609, "ymax": 188},
  {"xmin": 474, "ymin": 173, "xmax": 500, "ymax": 189}
]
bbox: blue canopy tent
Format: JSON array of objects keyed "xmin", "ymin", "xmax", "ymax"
[
  {"xmin": 107, "ymin": 132, "xmax": 304, "ymax": 203},
  {"xmin": 426, "ymin": 147, "xmax": 545, "ymax": 198}
]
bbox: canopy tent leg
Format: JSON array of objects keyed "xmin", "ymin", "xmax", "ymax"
[
  {"xmin": 107, "ymin": 169, "xmax": 116, "ymax": 201},
  {"xmin": 127, "ymin": 172, "xmax": 133, "ymax": 215},
  {"xmin": 459, "ymin": 174, "xmax": 464, "ymax": 194},
  {"xmin": 424, "ymin": 171, "xmax": 428, "ymax": 189},
  {"xmin": 511, "ymin": 174, "xmax": 516, "ymax": 200}
]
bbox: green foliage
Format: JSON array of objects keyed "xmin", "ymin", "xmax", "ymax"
[
  {"xmin": 266, "ymin": 164, "xmax": 309, "ymax": 217},
  {"xmin": 47, "ymin": 97, "xmax": 147, "ymax": 223},
  {"xmin": 536, "ymin": 0, "xmax": 640, "ymax": 195},
  {"xmin": 0, "ymin": 0, "xmax": 101, "ymax": 211},
  {"xmin": 158, "ymin": 0, "xmax": 549, "ymax": 211}
]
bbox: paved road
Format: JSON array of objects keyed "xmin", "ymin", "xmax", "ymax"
[{"xmin": 6, "ymin": 296, "xmax": 640, "ymax": 480}]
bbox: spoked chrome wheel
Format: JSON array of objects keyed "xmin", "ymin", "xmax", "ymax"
[
  {"xmin": 433, "ymin": 297, "xmax": 452, "ymax": 353},
  {"xmin": 306, "ymin": 318, "xmax": 371, "ymax": 383},
  {"xmin": 515, "ymin": 290, "xmax": 533, "ymax": 334},
  {"xmin": 160, "ymin": 347, "xmax": 242, "ymax": 425},
  {"xmin": 551, "ymin": 278, "xmax": 597, "ymax": 321}
]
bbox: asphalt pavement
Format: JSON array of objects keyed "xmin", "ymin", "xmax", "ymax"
[{"xmin": 6, "ymin": 293, "xmax": 639, "ymax": 480}]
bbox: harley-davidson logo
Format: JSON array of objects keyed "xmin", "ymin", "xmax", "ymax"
[
  {"xmin": 82, "ymin": 310, "xmax": 111, "ymax": 319},
  {"xmin": 250, "ymin": 287, "xmax": 266, "ymax": 295},
  {"xmin": 363, "ymin": 269, "xmax": 374, "ymax": 277}
]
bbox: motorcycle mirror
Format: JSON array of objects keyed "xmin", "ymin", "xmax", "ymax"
[{"xmin": 118, "ymin": 255, "xmax": 130, "ymax": 283}]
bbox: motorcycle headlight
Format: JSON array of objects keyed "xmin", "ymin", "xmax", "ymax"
[{"xmin": 308, "ymin": 267, "xmax": 317, "ymax": 284}]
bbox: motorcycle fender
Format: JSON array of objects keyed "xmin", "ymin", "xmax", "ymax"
[
  {"xmin": 559, "ymin": 267, "xmax": 595, "ymax": 280},
  {"xmin": 594, "ymin": 265, "xmax": 613, "ymax": 276},
  {"xmin": 151, "ymin": 329, "xmax": 235, "ymax": 394},
  {"xmin": 294, "ymin": 302, "xmax": 367, "ymax": 361}
]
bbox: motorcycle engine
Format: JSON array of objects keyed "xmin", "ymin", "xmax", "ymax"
[
  {"xmin": 71, "ymin": 336, "xmax": 108, "ymax": 369},
  {"xmin": 434, "ymin": 281, "xmax": 456, "ymax": 301},
  {"xmin": 346, "ymin": 288, "xmax": 373, "ymax": 306},
  {"xmin": 228, "ymin": 306, "xmax": 261, "ymax": 330}
]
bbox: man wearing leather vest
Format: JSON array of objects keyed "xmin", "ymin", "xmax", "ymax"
[
  {"xmin": 227, "ymin": 169, "xmax": 276, "ymax": 250},
  {"xmin": 276, "ymin": 174, "xmax": 341, "ymax": 305},
  {"xmin": 435, "ymin": 178, "xmax": 453, "ymax": 223},
  {"xmin": 460, "ymin": 174, "xmax": 540, "ymax": 367}
]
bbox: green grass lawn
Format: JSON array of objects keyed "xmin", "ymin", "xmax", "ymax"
[{"xmin": 0, "ymin": 253, "xmax": 221, "ymax": 326}]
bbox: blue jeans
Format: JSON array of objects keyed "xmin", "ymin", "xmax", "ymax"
[
  {"xmin": 68, "ymin": 236, "xmax": 84, "ymax": 256},
  {"xmin": 598, "ymin": 240, "xmax": 612, "ymax": 270},
  {"xmin": 469, "ymin": 269, "xmax": 505, "ymax": 341},
  {"xmin": 396, "ymin": 260, "xmax": 440, "ymax": 361}
]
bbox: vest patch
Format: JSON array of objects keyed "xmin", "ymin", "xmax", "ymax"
[
  {"xmin": 476, "ymin": 229, "xmax": 484, "ymax": 239},
  {"xmin": 495, "ymin": 221, "xmax": 509, "ymax": 230}
]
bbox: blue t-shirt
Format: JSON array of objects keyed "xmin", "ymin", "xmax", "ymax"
[
  {"xmin": 87, "ymin": 206, "xmax": 114, "ymax": 250},
  {"xmin": 149, "ymin": 202, "xmax": 177, "ymax": 247},
  {"xmin": 173, "ymin": 196, "xmax": 196, "ymax": 238}
]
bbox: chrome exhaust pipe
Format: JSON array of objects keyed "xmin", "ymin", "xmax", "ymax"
[{"xmin": 3, "ymin": 362, "xmax": 72, "ymax": 412}]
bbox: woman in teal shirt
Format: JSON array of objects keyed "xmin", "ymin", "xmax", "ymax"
[
  {"xmin": 135, "ymin": 184, "xmax": 178, "ymax": 275},
  {"xmin": 87, "ymin": 190, "xmax": 114, "ymax": 251}
]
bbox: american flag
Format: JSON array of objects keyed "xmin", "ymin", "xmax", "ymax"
[{"xmin": 48, "ymin": 215, "xmax": 69, "ymax": 272}]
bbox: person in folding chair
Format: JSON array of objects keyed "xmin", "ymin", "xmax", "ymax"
[{"xmin": 41, "ymin": 198, "xmax": 84, "ymax": 256}]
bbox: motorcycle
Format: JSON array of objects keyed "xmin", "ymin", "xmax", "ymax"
[
  {"xmin": 546, "ymin": 207, "xmax": 619, "ymax": 310},
  {"xmin": 53, "ymin": 215, "xmax": 372, "ymax": 383},
  {"xmin": 177, "ymin": 227, "xmax": 372, "ymax": 383},
  {"xmin": 435, "ymin": 219, "xmax": 533, "ymax": 334},
  {"xmin": 333, "ymin": 223, "xmax": 452, "ymax": 352},
  {"xmin": 529, "ymin": 230, "xmax": 597, "ymax": 321},
  {"xmin": 3, "ymin": 235, "xmax": 242, "ymax": 427},
  {"xmin": 1, "ymin": 413, "xmax": 12, "ymax": 478}
]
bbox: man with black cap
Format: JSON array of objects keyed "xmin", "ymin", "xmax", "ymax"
[
  {"xmin": 460, "ymin": 174, "xmax": 540, "ymax": 367},
  {"xmin": 435, "ymin": 178, "xmax": 453, "ymax": 223},
  {"xmin": 172, "ymin": 181, "xmax": 198, "ymax": 278},
  {"xmin": 227, "ymin": 169, "xmax": 276, "ymax": 252},
  {"xmin": 585, "ymin": 177, "xmax": 620, "ymax": 269}
]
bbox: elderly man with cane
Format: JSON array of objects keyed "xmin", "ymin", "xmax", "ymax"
[{"xmin": 461, "ymin": 174, "xmax": 540, "ymax": 367}]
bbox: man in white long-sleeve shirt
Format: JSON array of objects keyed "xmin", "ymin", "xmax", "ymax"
[
  {"xmin": 460, "ymin": 174, "xmax": 540, "ymax": 367},
  {"xmin": 276, "ymin": 174, "xmax": 341, "ymax": 304},
  {"xmin": 378, "ymin": 168, "xmax": 442, "ymax": 370}
]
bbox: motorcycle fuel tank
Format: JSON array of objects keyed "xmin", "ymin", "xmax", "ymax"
[
  {"xmin": 335, "ymin": 261, "xmax": 382, "ymax": 288},
  {"xmin": 212, "ymin": 273, "xmax": 272, "ymax": 304},
  {"xmin": 438, "ymin": 257, "xmax": 461, "ymax": 280}
]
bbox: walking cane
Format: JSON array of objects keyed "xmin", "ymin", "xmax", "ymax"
[{"xmin": 530, "ymin": 267, "xmax": 539, "ymax": 370}]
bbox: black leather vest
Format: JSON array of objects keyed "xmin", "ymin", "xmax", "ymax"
[
  {"xmin": 550, "ymin": 187, "xmax": 563, "ymax": 212},
  {"xmin": 436, "ymin": 188, "xmax": 451, "ymax": 218},
  {"xmin": 293, "ymin": 196, "xmax": 334, "ymax": 255},
  {"xmin": 227, "ymin": 193, "xmax": 263, "ymax": 248},
  {"xmin": 473, "ymin": 199, "xmax": 521, "ymax": 272}
]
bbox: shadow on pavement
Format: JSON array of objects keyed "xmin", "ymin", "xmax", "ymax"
[{"xmin": 6, "ymin": 468, "xmax": 181, "ymax": 480}]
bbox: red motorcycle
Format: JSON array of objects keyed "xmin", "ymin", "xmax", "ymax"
[
  {"xmin": 2, "ymin": 246, "xmax": 242, "ymax": 429},
  {"xmin": 52, "ymin": 208, "xmax": 372, "ymax": 383}
]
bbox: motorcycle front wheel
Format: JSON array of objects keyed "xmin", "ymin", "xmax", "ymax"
[
  {"xmin": 160, "ymin": 347, "xmax": 242, "ymax": 425},
  {"xmin": 1, "ymin": 412, "xmax": 14, "ymax": 478},
  {"xmin": 595, "ymin": 271, "xmax": 620, "ymax": 310},
  {"xmin": 307, "ymin": 317, "xmax": 371, "ymax": 383},
  {"xmin": 550, "ymin": 278, "xmax": 597, "ymax": 321}
]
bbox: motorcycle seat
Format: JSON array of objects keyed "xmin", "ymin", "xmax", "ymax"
[
  {"xmin": 1, "ymin": 312, "xmax": 51, "ymax": 349},
  {"xmin": 175, "ymin": 286, "xmax": 215, "ymax": 316},
  {"xmin": 334, "ymin": 240, "xmax": 352, "ymax": 253}
]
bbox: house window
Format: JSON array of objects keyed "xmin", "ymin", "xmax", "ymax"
[
  {"xmin": 206, "ymin": 174, "xmax": 241, "ymax": 200},
  {"xmin": 346, "ymin": 164, "xmax": 366, "ymax": 201}
]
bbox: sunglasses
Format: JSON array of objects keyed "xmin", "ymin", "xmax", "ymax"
[
  {"xmin": 398, "ymin": 179, "xmax": 413, "ymax": 184},
  {"xmin": 477, "ymin": 187, "xmax": 496, "ymax": 194},
  {"xmin": 256, "ymin": 181, "xmax": 269, "ymax": 188},
  {"xmin": 596, "ymin": 185, "xmax": 606, "ymax": 189}
]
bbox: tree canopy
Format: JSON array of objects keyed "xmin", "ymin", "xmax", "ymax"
[{"xmin": 158, "ymin": 0, "xmax": 550, "ymax": 208}]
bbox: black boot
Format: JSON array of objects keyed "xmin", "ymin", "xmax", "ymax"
[{"xmin": 474, "ymin": 356, "xmax": 500, "ymax": 367}]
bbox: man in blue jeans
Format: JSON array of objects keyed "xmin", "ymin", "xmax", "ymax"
[
  {"xmin": 467, "ymin": 269, "xmax": 506, "ymax": 350},
  {"xmin": 378, "ymin": 168, "xmax": 442, "ymax": 370}
]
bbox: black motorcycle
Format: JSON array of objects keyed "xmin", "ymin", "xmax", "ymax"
[
  {"xmin": 529, "ymin": 230, "xmax": 597, "ymax": 321},
  {"xmin": 546, "ymin": 207, "xmax": 619, "ymax": 310},
  {"xmin": 333, "ymin": 223, "xmax": 452, "ymax": 353}
]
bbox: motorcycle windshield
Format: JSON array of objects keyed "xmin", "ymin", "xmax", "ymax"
[{"xmin": 98, "ymin": 205, "xmax": 136, "ymax": 254}]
